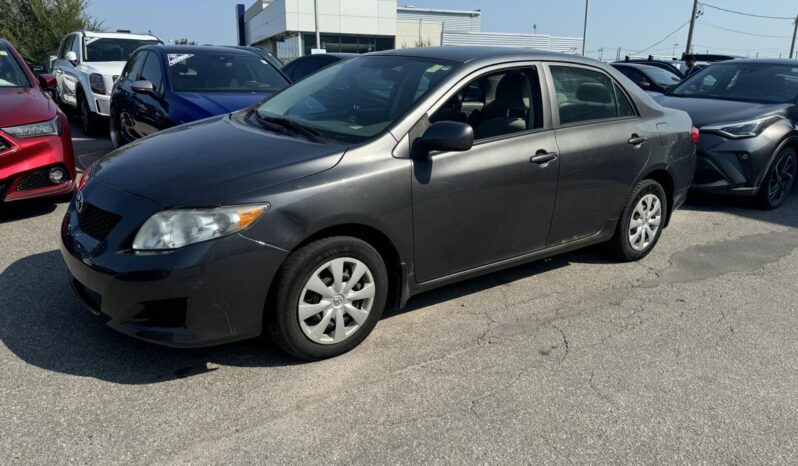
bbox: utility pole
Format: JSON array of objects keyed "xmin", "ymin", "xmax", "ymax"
[
  {"xmin": 314, "ymin": 0, "xmax": 321, "ymax": 52},
  {"xmin": 790, "ymin": 14, "xmax": 798, "ymax": 60},
  {"xmin": 582, "ymin": 0, "xmax": 589, "ymax": 56},
  {"xmin": 685, "ymin": 0, "xmax": 699, "ymax": 57}
]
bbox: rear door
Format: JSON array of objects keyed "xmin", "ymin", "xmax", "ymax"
[
  {"xmin": 411, "ymin": 63, "xmax": 561, "ymax": 283},
  {"xmin": 545, "ymin": 63, "xmax": 652, "ymax": 246}
]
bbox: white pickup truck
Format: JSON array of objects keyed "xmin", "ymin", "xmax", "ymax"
[{"xmin": 52, "ymin": 31, "xmax": 162, "ymax": 135}]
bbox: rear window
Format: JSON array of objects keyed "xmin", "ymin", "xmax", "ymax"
[{"xmin": 168, "ymin": 53, "xmax": 288, "ymax": 93}]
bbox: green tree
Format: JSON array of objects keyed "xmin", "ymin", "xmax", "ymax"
[{"xmin": 0, "ymin": 0, "xmax": 102, "ymax": 65}]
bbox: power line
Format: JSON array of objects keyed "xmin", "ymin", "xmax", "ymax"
[
  {"xmin": 632, "ymin": 20, "xmax": 691, "ymax": 55},
  {"xmin": 699, "ymin": 20, "xmax": 793, "ymax": 39},
  {"xmin": 700, "ymin": 3, "xmax": 795, "ymax": 21}
]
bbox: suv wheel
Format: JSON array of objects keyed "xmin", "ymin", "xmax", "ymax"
[
  {"xmin": 77, "ymin": 89, "xmax": 102, "ymax": 136},
  {"xmin": 267, "ymin": 237, "xmax": 389, "ymax": 361},
  {"xmin": 611, "ymin": 179, "xmax": 668, "ymax": 261},
  {"xmin": 757, "ymin": 147, "xmax": 796, "ymax": 210}
]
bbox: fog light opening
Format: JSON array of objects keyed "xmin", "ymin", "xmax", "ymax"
[{"xmin": 49, "ymin": 167, "xmax": 66, "ymax": 185}]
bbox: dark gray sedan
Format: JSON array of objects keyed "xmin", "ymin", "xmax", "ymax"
[{"xmin": 61, "ymin": 47, "xmax": 696, "ymax": 360}]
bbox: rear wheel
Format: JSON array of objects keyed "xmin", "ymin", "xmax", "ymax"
[
  {"xmin": 266, "ymin": 237, "xmax": 389, "ymax": 361},
  {"xmin": 757, "ymin": 147, "xmax": 796, "ymax": 210},
  {"xmin": 610, "ymin": 179, "xmax": 668, "ymax": 261},
  {"xmin": 109, "ymin": 107, "xmax": 123, "ymax": 149}
]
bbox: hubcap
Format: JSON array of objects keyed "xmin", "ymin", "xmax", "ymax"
[
  {"xmin": 767, "ymin": 153, "xmax": 796, "ymax": 205},
  {"xmin": 298, "ymin": 257, "xmax": 375, "ymax": 345},
  {"xmin": 628, "ymin": 193, "xmax": 662, "ymax": 252}
]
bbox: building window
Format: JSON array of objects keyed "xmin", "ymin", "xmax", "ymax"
[{"xmin": 302, "ymin": 34, "xmax": 394, "ymax": 56}]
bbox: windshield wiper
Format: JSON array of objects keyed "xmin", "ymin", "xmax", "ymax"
[{"xmin": 254, "ymin": 113, "xmax": 321, "ymax": 143}]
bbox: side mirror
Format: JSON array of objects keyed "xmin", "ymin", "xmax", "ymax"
[
  {"xmin": 131, "ymin": 80, "xmax": 155, "ymax": 94},
  {"xmin": 415, "ymin": 121, "xmax": 474, "ymax": 156},
  {"xmin": 65, "ymin": 51, "xmax": 78, "ymax": 64},
  {"xmin": 38, "ymin": 74, "xmax": 57, "ymax": 90}
]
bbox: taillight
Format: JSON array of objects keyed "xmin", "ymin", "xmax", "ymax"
[{"xmin": 690, "ymin": 127, "xmax": 700, "ymax": 145}]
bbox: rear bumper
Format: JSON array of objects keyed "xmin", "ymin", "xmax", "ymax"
[
  {"xmin": 0, "ymin": 113, "xmax": 76, "ymax": 202},
  {"xmin": 59, "ymin": 182, "xmax": 287, "ymax": 348}
]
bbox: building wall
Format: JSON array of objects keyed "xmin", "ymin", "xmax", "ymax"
[
  {"xmin": 396, "ymin": 7, "xmax": 481, "ymax": 33},
  {"xmin": 396, "ymin": 19, "xmax": 443, "ymax": 48},
  {"xmin": 247, "ymin": 0, "xmax": 396, "ymax": 47},
  {"xmin": 442, "ymin": 31, "xmax": 583, "ymax": 54}
]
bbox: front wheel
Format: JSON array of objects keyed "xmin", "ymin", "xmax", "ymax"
[
  {"xmin": 109, "ymin": 108, "xmax": 124, "ymax": 149},
  {"xmin": 266, "ymin": 237, "xmax": 389, "ymax": 361},
  {"xmin": 757, "ymin": 147, "xmax": 796, "ymax": 210},
  {"xmin": 610, "ymin": 179, "xmax": 668, "ymax": 261},
  {"xmin": 77, "ymin": 90, "xmax": 102, "ymax": 136}
]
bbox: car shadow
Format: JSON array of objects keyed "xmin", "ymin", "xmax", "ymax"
[
  {"xmin": 680, "ymin": 190, "xmax": 798, "ymax": 229},
  {"xmin": 0, "ymin": 250, "xmax": 297, "ymax": 385},
  {"xmin": 1, "ymin": 246, "xmax": 610, "ymax": 385},
  {"xmin": 0, "ymin": 199, "xmax": 61, "ymax": 224}
]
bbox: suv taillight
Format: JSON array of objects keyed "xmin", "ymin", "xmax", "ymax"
[{"xmin": 691, "ymin": 127, "xmax": 700, "ymax": 145}]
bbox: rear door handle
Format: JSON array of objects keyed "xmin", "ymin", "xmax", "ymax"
[
  {"xmin": 628, "ymin": 135, "xmax": 647, "ymax": 146},
  {"xmin": 530, "ymin": 151, "xmax": 558, "ymax": 165}
]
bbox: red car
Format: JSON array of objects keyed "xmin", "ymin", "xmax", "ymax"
[{"xmin": 0, "ymin": 38, "xmax": 75, "ymax": 203}]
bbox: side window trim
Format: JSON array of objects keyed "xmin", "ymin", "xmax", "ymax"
[
  {"xmin": 543, "ymin": 62, "xmax": 640, "ymax": 129},
  {"xmin": 422, "ymin": 61, "xmax": 554, "ymax": 147}
]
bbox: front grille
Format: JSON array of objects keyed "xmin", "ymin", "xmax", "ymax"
[
  {"xmin": 15, "ymin": 170, "xmax": 51, "ymax": 191},
  {"xmin": 78, "ymin": 203, "xmax": 121, "ymax": 240}
]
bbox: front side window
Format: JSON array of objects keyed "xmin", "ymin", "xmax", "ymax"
[
  {"xmin": 255, "ymin": 56, "xmax": 458, "ymax": 143},
  {"xmin": 138, "ymin": 52, "xmax": 163, "ymax": 93},
  {"xmin": 671, "ymin": 62, "xmax": 798, "ymax": 103},
  {"xmin": 83, "ymin": 38, "xmax": 160, "ymax": 62},
  {"xmin": 0, "ymin": 43, "xmax": 30, "ymax": 88},
  {"xmin": 551, "ymin": 65, "xmax": 623, "ymax": 125},
  {"xmin": 121, "ymin": 50, "xmax": 147, "ymax": 80},
  {"xmin": 430, "ymin": 67, "xmax": 544, "ymax": 141},
  {"xmin": 168, "ymin": 53, "xmax": 288, "ymax": 93}
]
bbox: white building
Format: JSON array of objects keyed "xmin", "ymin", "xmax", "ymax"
[{"xmin": 237, "ymin": 1, "xmax": 583, "ymax": 62}]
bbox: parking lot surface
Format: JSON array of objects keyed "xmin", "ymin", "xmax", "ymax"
[{"xmin": 2, "ymin": 120, "xmax": 798, "ymax": 465}]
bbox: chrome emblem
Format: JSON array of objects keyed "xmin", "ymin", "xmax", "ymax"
[{"xmin": 75, "ymin": 191, "xmax": 85, "ymax": 213}]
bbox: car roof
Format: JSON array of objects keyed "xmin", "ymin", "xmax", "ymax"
[
  {"xmin": 371, "ymin": 46, "xmax": 596, "ymax": 65},
  {"xmin": 81, "ymin": 31, "xmax": 160, "ymax": 41},
  {"xmin": 139, "ymin": 44, "xmax": 259, "ymax": 55},
  {"xmin": 294, "ymin": 53, "xmax": 356, "ymax": 60},
  {"xmin": 612, "ymin": 63, "xmax": 673, "ymax": 73},
  {"xmin": 710, "ymin": 58, "xmax": 798, "ymax": 66}
]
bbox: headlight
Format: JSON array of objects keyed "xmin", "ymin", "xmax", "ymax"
[
  {"xmin": 1, "ymin": 116, "xmax": 61, "ymax": 139},
  {"xmin": 89, "ymin": 73, "xmax": 106, "ymax": 95},
  {"xmin": 132, "ymin": 204, "xmax": 270, "ymax": 251},
  {"xmin": 701, "ymin": 116, "xmax": 783, "ymax": 139}
]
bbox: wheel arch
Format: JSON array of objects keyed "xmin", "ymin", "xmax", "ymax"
[{"xmin": 640, "ymin": 167, "xmax": 675, "ymax": 227}]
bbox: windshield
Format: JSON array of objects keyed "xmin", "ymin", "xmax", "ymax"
[
  {"xmin": 671, "ymin": 62, "xmax": 798, "ymax": 103},
  {"xmin": 169, "ymin": 52, "xmax": 289, "ymax": 93},
  {"xmin": 84, "ymin": 38, "xmax": 161, "ymax": 62},
  {"xmin": 255, "ymin": 55, "xmax": 457, "ymax": 143},
  {"xmin": 646, "ymin": 67, "xmax": 681, "ymax": 86},
  {"xmin": 0, "ymin": 44, "xmax": 30, "ymax": 87}
]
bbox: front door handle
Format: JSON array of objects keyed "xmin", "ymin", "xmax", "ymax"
[
  {"xmin": 628, "ymin": 134, "xmax": 647, "ymax": 146},
  {"xmin": 530, "ymin": 151, "xmax": 558, "ymax": 165}
]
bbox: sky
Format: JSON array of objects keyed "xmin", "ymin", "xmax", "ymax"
[{"xmin": 86, "ymin": 0, "xmax": 798, "ymax": 59}]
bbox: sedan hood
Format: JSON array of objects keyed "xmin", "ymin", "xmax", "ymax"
[
  {"xmin": 172, "ymin": 91, "xmax": 273, "ymax": 120},
  {"xmin": 92, "ymin": 114, "xmax": 347, "ymax": 207},
  {"xmin": 78, "ymin": 61, "xmax": 126, "ymax": 77},
  {"xmin": 0, "ymin": 87, "xmax": 56, "ymax": 128},
  {"xmin": 653, "ymin": 95, "xmax": 791, "ymax": 127}
]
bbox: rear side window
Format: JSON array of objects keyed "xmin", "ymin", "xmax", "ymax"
[
  {"xmin": 138, "ymin": 52, "xmax": 164, "ymax": 93},
  {"xmin": 551, "ymin": 65, "xmax": 621, "ymax": 125},
  {"xmin": 615, "ymin": 84, "xmax": 637, "ymax": 117}
]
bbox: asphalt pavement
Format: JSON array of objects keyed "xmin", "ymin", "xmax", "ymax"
[{"xmin": 1, "ymin": 119, "xmax": 798, "ymax": 464}]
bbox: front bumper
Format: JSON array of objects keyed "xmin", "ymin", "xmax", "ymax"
[
  {"xmin": 59, "ymin": 180, "xmax": 287, "ymax": 347},
  {"xmin": 691, "ymin": 132, "xmax": 779, "ymax": 196},
  {"xmin": 0, "ymin": 114, "xmax": 76, "ymax": 202}
]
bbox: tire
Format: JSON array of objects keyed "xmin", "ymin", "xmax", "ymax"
[
  {"xmin": 77, "ymin": 89, "xmax": 102, "ymax": 136},
  {"xmin": 266, "ymin": 236, "xmax": 389, "ymax": 361},
  {"xmin": 756, "ymin": 147, "xmax": 796, "ymax": 210},
  {"xmin": 109, "ymin": 107, "xmax": 123, "ymax": 149},
  {"xmin": 610, "ymin": 179, "xmax": 668, "ymax": 261}
]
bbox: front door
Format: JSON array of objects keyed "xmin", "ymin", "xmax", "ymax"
[{"xmin": 411, "ymin": 65, "xmax": 560, "ymax": 283}]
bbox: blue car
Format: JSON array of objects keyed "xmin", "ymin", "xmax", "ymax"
[{"xmin": 109, "ymin": 45, "xmax": 289, "ymax": 148}]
